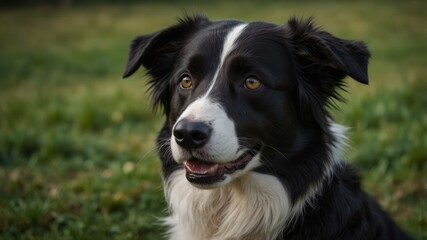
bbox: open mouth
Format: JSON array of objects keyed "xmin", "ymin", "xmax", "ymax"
[{"xmin": 183, "ymin": 146, "xmax": 261, "ymax": 185}]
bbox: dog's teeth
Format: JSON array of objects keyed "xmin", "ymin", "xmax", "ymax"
[{"xmin": 207, "ymin": 164, "xmax": 219, "ymax": 174}]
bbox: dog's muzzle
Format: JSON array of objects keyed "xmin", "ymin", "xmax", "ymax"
[{"xmin": 173, "ymin": 119, "xmax": 261, "ymax": 186}]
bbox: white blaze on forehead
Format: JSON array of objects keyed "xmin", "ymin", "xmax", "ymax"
[
  {"xmin": 174, "ymin": 23, "xmax": 248, "ymax": 124},
  {"xmin": 204, "ymin": 23, "xmax": 248, "ymax": 97}
]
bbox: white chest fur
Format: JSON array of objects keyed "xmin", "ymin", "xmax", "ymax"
[{"xmin": 163, "ymin": 169, "xmax": 291, "ymax": 240}]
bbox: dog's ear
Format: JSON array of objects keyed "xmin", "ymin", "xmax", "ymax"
[
  {"xmin": 122, "ymin": 35, "xmax": 154, "ymax": 78},
  {"xmin": 123, "ymin": 15, "xmax": 210, "ymax": 113},
  {"xmin": 285, "ymin": 17, "xmax": 370, "ymax": 85},
  {"xmin": 285, "ymin": 18, "xmax": 370, "ymax": 130}
]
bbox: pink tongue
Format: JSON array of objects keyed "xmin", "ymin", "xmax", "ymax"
[{"xmin": 185, "ymin": 160, "xmax": 217, "ymax": 174}]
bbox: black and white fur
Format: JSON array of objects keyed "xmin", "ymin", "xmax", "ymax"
[{"xmin": 123, "ymin": 15, "xmax": 412, "ymax": 240}]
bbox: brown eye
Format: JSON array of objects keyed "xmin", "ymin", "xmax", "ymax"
[
  {"xmin": 244, "ymin": 77, "xmax": 262, "ymax": 90},
  {"xmin": 180, "ymin": 75, "xmax": 193, "ymax": 89}
]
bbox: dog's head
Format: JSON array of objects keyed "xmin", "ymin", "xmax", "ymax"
[{"xmin": 123, "ymin": 15, "xmax": 369, "ymax": 189}]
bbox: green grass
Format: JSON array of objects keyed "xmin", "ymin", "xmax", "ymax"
[{"xmin": 1, "ymin": 1, "xmax": 426, "ymax": 239}]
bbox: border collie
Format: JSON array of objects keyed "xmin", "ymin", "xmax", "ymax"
[{"xmin": 123, "ymin": 15, "xmax": 412, "ymax": 240}]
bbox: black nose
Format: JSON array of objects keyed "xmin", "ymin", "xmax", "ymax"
[{"xmin": 173, "ymin": 120, "xmax": 211, "ymax": 149}]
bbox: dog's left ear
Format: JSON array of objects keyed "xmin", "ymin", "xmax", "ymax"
[
  {"xmin": 285, "ymin": 17, "xmax": 370, "ymax": 85},
  {"xmin": 285, "ymin": 18, "xmax": 371, "ymax": 130}
]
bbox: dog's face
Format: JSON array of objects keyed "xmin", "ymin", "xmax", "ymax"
[
  {"xmin": 123, "ymin": 16, "xmax": 369, "ymax": 189},
  {"xmin": 166, "ymin": 22, "xmax": 301, "ymax": 188}
]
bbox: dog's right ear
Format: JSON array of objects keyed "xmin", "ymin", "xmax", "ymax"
[
  {"xmin": 123, "ymin": 15, "xmax": 210, "ymax": 78},
  {"xmin": 122, "ymin": 15, "xmax": 210, "ymax": 113},
  {"xmin": 122, "ymin": 35, "xmax": 154, "ymax": 78}
]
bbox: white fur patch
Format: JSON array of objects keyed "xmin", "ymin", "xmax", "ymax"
[
  {"xmin": 164, "ymin": 169, "xmax": 290, "ymax": 240},
  {"xmin": 171, "ymin": 98, "xmax": 239, "ymax": 164},
  {"xmin": 329, "ymin": 121, "xmax": 349, "ymax": 168}
]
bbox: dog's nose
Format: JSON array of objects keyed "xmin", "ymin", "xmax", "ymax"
[{"xmin": 173, "ymin": 120, "xmax": 211, "ymax": 149}]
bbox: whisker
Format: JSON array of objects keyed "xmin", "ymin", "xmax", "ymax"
[
  {"xmin": 137, "ymin": 138, "xmax": 172, "ymax": 164},
  {"xmin": 137, "ymin": 147, "xmax": 158, "ymax": 163}
]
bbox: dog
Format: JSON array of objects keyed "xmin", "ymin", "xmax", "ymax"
[{"xmin": 123, "ymin": 15, "xmax": 412, "ymax": 240}]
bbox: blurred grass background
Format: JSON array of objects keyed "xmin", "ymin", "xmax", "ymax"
[{"xmin": 0, "ymin": 0, "xmax": 426, "ymax": 239}]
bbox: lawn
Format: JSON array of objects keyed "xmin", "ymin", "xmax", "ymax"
[{"xmin": 0, "ymin": 0, "xmax": 426, "ymax": 239}]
